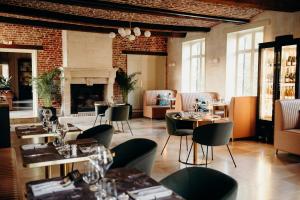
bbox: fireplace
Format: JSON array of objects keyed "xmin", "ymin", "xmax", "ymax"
[{"xmin": 70, "ymin": 84, "xmax": 104, "ymax": 114}]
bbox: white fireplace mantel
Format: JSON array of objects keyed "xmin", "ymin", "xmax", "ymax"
[{"xmin": 61, "ymin": 67, "xmax": 117, "ymax": 116}]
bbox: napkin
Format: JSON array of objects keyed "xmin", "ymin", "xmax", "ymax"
[
  {"xmin": 128, "ymin": 186, "xmax": 172, "ymax": 200},
  {"xmin": 31, "ymin": 181, "xmax": 75, "ymax": 197},
  {"xmin": 21, "ymin": 144, "xmax": 48, "ymax": 150}
]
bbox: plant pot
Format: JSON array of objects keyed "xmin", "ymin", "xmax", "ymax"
[{"xmin": 38, "ymin": 106, "xmax": 57, "ymax": 122}]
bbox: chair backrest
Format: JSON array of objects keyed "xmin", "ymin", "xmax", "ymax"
[
  {"xmin": 276, "ymin": 99, "xmax": 300, "ymax": 130},
  {"xmin": 110, "ymin": 138, "xmax": 157, "ymax": 176},
  {"xmin": 160, "ymin": 167, "xmax": 238, "ymax": 200},
  {"xmin": 165, "ymin": 113, "xmax": 194, "ymax": 136},
  {"xmin": 193, "ymin": 122, "xmax": 233, "ymax": 146},
  {"xmin": 175, "ymin": 92, "xmax": 219, "ymax": 112},
  {"xmin": 95, "ymin": 105, "xmax": 109, "ymax": 115},
  {"xmin": 105, "ymin": 105, "xmax": 130, "ymax": 121},
  {"xmin": 76, "ymin": 124, "xmax": 114, "ymax": 148}
]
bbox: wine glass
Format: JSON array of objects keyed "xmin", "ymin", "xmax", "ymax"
[
  {"xmin": 83, "ymin": 161, "xmax": 100, "ymax": 192},
  {"xmin": 55, "ymin": 123, "xmax": 69, "ymax": 146},
  {"xmin": 42, "ymin": 109, "xmax": 53, "ymax": 131},
  {"xmin": 89, "ymin": 146, "xmax": 114, "ymax": 179}
]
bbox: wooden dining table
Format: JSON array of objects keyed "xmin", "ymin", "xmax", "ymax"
[
  {"xmin": 26, "ymin": 168, "xmax": 184, "ymax": 200},
  {"xmin": 21, "ymin": 138, "xmax": 98, "ymax": 179},
  {"xmin": 15, "ymin": 124, "xmax": 82, "ymax": 143},
  {"xmin": 173, "ymin": 113, "xmax": 229, "ymax": 165}
]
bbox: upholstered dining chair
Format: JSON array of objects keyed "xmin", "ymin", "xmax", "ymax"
[
  {"xmin": 93, "ymin": 104, "xmax": 109, "ymax": 127},
  {"xmin": 161, "ymin": 112, "xmax": 195, "ymax": 163},
  {"xmin": 77, "ymin": 124, "xmax": 114, "ymax": 148},
  {"xmin": 110, "ymin": 138, "xmax": 157, "ymax": 176},
  {"xmin": 186, "ymin": 121, "xmax": 237, "ymax": 168},
  {"xmin": 160, "ymin": 167, "xmax": 238, "ymax": 200},
  {"xmin": 105, "ymin": 105, "xmax": 133, "ymax": 135}
]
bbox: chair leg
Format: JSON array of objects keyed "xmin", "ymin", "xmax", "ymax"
[
  {"xmin": 99, "ymin": 116, "xmax": 102, "ymax": 125},
  {"xmin": 211, "ymin": 146, "xmax": 214, "ymax": 160},
  {"xmin": 126, "ymin": 120, "xmax": 133, "ymax": 136},
  {"xmin": 185, "ymin": 136, "xmax": 188, "ymax": 152},
  {"xmin": 121, "ymin": 121, "xmax": 124, "ymax": 132},
  {"xmin": 186, "ymin": 141, "xmax": 194, "ymax": 163},
  {"xmin": 206, "ymin": 146, "xmax": 209, "ymax": 168},
  {"xmin": 275, "ymin": 149, "xmax": 279, "ymax": 155},
  {"xmin": 226, "ymin": 144, "xmax": 237, "ymax": 168},
  {"xmin": 179, "ymin": 136, "xmax": 182, "ymax": 162},
  {"xmin": 200, "ymin": 145, "xmax": 205, "ymax": 158},
  {"xmin": 93, "ymin": 114, "xmax": 98, "ymax": 127},
  {"xmin": 116, "ymin": 121, "xmax": 120, "ymax": 131},
  {"xmin": 161, "ymin": 135, "xmax": 171, "ymax": 155}
]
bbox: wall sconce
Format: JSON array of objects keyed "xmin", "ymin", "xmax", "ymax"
[
  {"xmin": 211, "ymin": 58, "xmax": 220, "ymax": 64},
  {"xmin": 168, "ymin": 62, "xmax": 176, "ymax": 67}
]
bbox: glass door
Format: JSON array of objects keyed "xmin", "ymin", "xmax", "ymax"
[
  {"xmin": 279, "ymin": 45, "xmax": 297, "ymax": 100},
  {"xmin": 259, "ymin": 47, "xmax": 275, "ymax": 121}
]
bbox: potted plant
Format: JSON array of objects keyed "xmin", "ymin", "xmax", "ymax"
[
  {"xmin": 115, "ymin": 68, "xmax": 140, "ymax": 118},
  {"xmin": 0, "ymin": 76, "xmax": 13, "ymax": 110},
  {"xmin": 31, "ymin": 68, "xmax": 62, "ymax": 121},
  {"xmin": 115, "ymin": 68, "xmax": 140, "ymax": 103}
]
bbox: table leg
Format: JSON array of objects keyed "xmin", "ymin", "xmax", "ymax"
[
  {"xmin": 193, "ymin": 143, "xmax": 198, "ymax": 164},
  {"xmin": 45, "ymin": 166, "xmax": 52, "ymax": 179},
  {"xmin": 60, "ymin": 164, "xmax": 68, "ymax": 176}
]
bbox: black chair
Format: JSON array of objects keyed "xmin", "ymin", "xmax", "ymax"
[
  {"xmin": 161, "ymin": 113, "xmax": 194, "ymax": 163},
  {"xmin": 93, "ymin": 104, "xmax": 109, "ymax": 127},
  {"xmin": 110, "ymin": 138, "xmax": 157, "ymax": 176},
  {"xmin": 105, "ymin": 105, "xmax": 133, "ymax": 135},
  {"xmin": 77, "ymin": 124, "xmax": 114, "ymax": 148},
  {"xmin": 186, "ymin": 121, "xmax": 237, "ymax": 167},
  {"xmin": 160, "ymin": 167, "xmax": 238, "ymax": 200}
]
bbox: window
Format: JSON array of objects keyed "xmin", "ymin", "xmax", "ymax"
[
  {"xmin": 226, "ymin": 27, "xmax": 263, "ymax": 100},
  {"xmin": 181, "ymin": 39, "xmax": 205, "ymax": 92}
]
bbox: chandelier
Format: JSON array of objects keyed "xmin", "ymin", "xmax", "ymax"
[{"xmin": 108, "ymin": 25, "xmax": 151, "ymax": 41}]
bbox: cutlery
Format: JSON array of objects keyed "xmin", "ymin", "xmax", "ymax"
[{"xmin": 24, "ymin": 153, "xmax": 56, "ymax": 157}]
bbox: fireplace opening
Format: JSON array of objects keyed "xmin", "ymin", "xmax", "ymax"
[{"xmin": 71, "ymin": 84, "xmax": 104, "ymax": 114}]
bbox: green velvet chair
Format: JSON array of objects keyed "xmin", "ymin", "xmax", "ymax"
[
  {"xmin": 186, "ymin": 121, "xmax": 236, "ymax": 167},
  {"xmin": 110, "ymin": 138, "xmax": 157, "ymax": 176},
  {"xmin": 160, "ymin": 167, "xmax": 238, "ymax": 200},
  {"xmin": 105, "ymin": 105, "xmax": 133, "ymax": 135},
  {"xmin": 161, "ymin": 112, "xmax": 195, "ymax": 163},
  {"xmin": 77, "ymin": 124, "xmax": 114, "ymax": 148}
]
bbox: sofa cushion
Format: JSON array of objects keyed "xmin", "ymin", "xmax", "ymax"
[
  {"xmin": 285, "ymin": 129, "xmax": 300, "ymax": 134},
  {"xmin": 179, "ymin": 92, "xmax": 219, "ymax": 111}
]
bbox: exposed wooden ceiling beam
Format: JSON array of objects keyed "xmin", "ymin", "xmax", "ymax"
[
  {"xmin": 0, "ymin": 3, "xmax": 210, "ymax": 32},
  {"xmin": 199, "ymin": 0, "xmax": 300, "ymax": 12},
  {"xmin": 40, "ymin": 0, "xmax": 250, "ymax": 24},
  {"xmin": 0, "ymin": 16, "xmax": 187, "ymax": 38}
]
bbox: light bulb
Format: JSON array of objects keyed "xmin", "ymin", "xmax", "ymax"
[
  {"xmin": 129, "ymin": 35, "xmax": 135, "ymax": 41},
  {"xmin": 120, "ymin": 32, "xmax": 127, "ymax": 38},
  {"xmin": 144, "ymin": 30, "xmax": 151, "ymax": 37},
  {"xmin": 125, "ymin": 28, "xmax": 131, "ymax": 36},
  {"xmin": 134, "ymin": 30, "xmax": 141, "ymax": 37},
  {"xmin": 133, "ymin": 27, "xmax": 140, "ymax": 34},
  {"xmin": 108, "ymin": 32, "xmax": 116, "ymax": 39},
  {"xmin": 118, "ymin": 28, "xmax": 125, "ymax": 35}
]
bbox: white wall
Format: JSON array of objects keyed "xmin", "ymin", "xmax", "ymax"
[
  {"xmin": 63, "ymin": 31, "xmax": 112, "ymax": 68},
  {"xmin": 167, "ymin": 11, "xmax": 300, "ymax": 98}
]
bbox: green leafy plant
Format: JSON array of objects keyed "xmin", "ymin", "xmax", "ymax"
[
  {"xmin": 0, "ymin": 76, "xmax": 11, "ymax": 90},
  {"xmin": 32, "ymin": 68, "xmax": 62, "ymax": 107},
  {"xmin": 115, "ymin": 68, "xmax": 140, "ymax": 103}
]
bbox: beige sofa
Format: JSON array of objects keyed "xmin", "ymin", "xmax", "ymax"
[
  {"xmin": 172, "ymin": 92, "xmax": 219, "ymax": 112},
  {"xmin": 274, "ymin": 99, "xmax": 300, "ymax": 155},
  {"xmin": 143, "ymin": 90, "xmax": 176, "ymax": 119},
  {"xmin": 229, "ymin": 96, "xmax": 257, "ymax": 139}
]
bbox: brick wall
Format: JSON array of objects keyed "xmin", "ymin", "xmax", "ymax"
[
  {"xmin": 112, "ymin": 35, "xmax": 168, "ymax": 99},
  {"xmin": 0, "ymin": 23, "xmax": 62, "ymax": 108}
]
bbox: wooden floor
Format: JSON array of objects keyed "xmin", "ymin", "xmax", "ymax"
[{"xmin": 5, "ymin": 118, "xmax": 300, "ymax": 200}]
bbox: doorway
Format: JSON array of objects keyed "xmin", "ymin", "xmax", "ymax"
[
  {"xmin": 0, "ymin": 48, "xmax": 38, "ymax": 118},
  {"xmin": 127, "ymin": 55, "xmax": 166, "ymax": 113}
]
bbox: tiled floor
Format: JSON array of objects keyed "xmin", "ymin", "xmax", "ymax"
[{"xmin": 10, "ymin": 118, "xmax": 300, "ymax": 200}]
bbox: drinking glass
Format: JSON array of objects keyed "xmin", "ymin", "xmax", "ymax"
[
  {"xmin": 83, "ymin": 161, "xmax": 100, "ymax": 192},
  {"xmin": 95, "ymin": 178, "xmax": 117, "ymax": 200},
  {"xmin": 89, "ymin": 146, "xmax": 114, "ymax": 179}
]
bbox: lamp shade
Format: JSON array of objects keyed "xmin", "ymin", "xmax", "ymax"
[
  {"xmin": 144, "ymin": 30, "xmax": 151, "ymax": 37},
  {"xmin": 108, "ymin": 32, "xmax": 116, "ymax": 38}
]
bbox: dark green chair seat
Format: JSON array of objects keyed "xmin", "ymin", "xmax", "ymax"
[
  {"xmin": 77, "ymin": 124, "xmax": 114, "ymax": 148},
  {"xmin": 110, "ymin": 138, "xmax": 157, "ymax": 176},
  {"xmin": 160, "ymin": 167, "xmax": 238, "ymax": 200}
]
